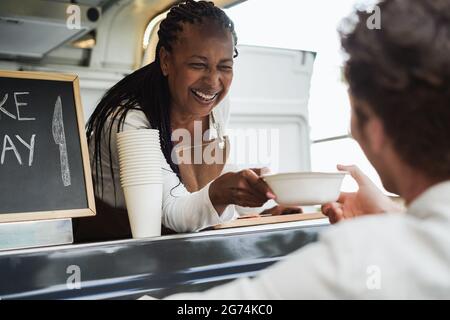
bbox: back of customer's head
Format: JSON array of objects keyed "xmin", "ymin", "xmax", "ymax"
[{"xmin": 341, "ymin": 0, "xmax": 450, "ymax": 180}]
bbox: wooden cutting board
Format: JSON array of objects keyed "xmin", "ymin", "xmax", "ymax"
[{"xmin": 212, "ymin": 212, "xmax": 327, "ymax": 229}]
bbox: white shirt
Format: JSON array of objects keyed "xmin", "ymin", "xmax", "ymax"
[
  {"xmin": 90, "ymin": 99, "xmax": 248, "ymax": 233},
  {"xmin": 161, "ymin": 181, "xmax": 450, "ymax": 299}
]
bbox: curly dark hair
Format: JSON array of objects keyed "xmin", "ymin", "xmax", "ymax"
[{"xmin": 341, "ymin": 0, "xmax": 450, "ymax": 179}]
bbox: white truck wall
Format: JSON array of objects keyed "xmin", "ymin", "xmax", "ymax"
[{"xmin": 228, "ymin": 45, "xmax": 315, "ymax": 173}]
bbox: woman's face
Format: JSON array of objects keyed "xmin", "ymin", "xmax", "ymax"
[{"xmin": 160, "ymin": 20, "xmax": 235, "ymax": 119}]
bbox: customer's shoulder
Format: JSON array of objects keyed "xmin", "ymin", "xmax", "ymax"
[{"xmin": 319, "ymin": 213, "xmax": 408, "ymax": 246}]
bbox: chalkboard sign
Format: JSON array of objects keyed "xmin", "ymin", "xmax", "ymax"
[{"xmin": 0, "ymin": 70, "xmax": 95, "ymax": 223}]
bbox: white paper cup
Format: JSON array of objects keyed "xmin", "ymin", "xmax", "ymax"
[
  {"xmin": 119, "ymin": 157, "xmax": 161, "ymax": 161},
  {"xmin": 118, "ymin": 149, "xmax": 161, "ymax": 154},
  {"xmin": 121, "ymin": 170, "xmax": 162, "ymax": 175},
  {"xmin": 117, "ymin": 142, "xmax": 160, "ymax": 148},
  {"xmin": 118, "ymin": 147, "xmax": 161, "ymax": 152},
  {"xmin": 120, "ymin": 170, "xmax": 162, "ymax": 175},
  {"xmin": 117, "ymin": 129, "xmax": 159, "ymax": 135},
  {"xmin": 120, "ymin": 166, "xmax": 162, "ymax": 171},
  {"xmin": 122, "ymin": 180, "xmax": 163, "ymax": 188},
  {"xmin": 119, "ymin": 160, "xmax": 162, "ymax": 165},
  {"xmin": 123, "ymin": 183, "xmax": 162, "ymax": 238},
  {"xmin": 121, "ymin": 179, "xmax": 163, "ymax": 187},
  {"xmin": 118, "ymin": 142, "xmax": 159, "ymax": 147},
  {"xmin": 121, "ymin": 182, "xmax": 163, "ymax": 188},
  {"xmin": 118, "ymin": 151, "xmax": 161, "ymax": 157},
  {"xmin": 117, "ymin": 135, "xmax": 159, "ymax": 140},
  {"xmin": 118, "ymin": 154, "xmax": 162, "ymax": 159},
  {"xmin": 119, "ymin": 151, "xmax": 161, "ymax": 157},
  {"xmin": 117, "ymin": 137, "xmax": 160, "ymax": 144},
  {"xmin": 119, "ymin": 151, "xmax": 162, "ymax": 155},
  {"xmin": 117, "ymin": 144, "xmax": 160, "ymax": 149},
  {"xmin": 118, "ymin": 156, "xmax": 162, "ymax": 162},
  {"xmin": 118, "ymin": 162, "xmax": 162, "ymax": 169},
  {"xmin": 121, "ymin": 176, "xmax": 163, "ymax": 182},
  {"xmin": 117, "ymin": 129, "xmax": 160, "ymax": 136},
  {"xmin": 118, "ymin": 135, "xmax": 159, "ymax": 139},
  {"xmin": 117, "ymin": 134, "xmax": 159, "ymax": 138},
  {"xmin": 120, "ymin": 171, "xmax": 162, "ymax": 178},
  {"xmin": 117, "ymin": 140, "xmax": 160, "ymax": 146},
  {"xmin": 119, "ymin": 160, "xmax": 162, "ymax": 166},
  {"xmin": 120, "ymin": 169, "xmax": 162, "ymax": 175},
  {"xmin": 120, "ymin": 164, "xmax": 162, "ymax": 173}
]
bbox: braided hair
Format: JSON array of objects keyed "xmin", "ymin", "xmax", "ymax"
[{"xmin": 86, "ymin": 0, "xmax": 238, "ymax": 200}]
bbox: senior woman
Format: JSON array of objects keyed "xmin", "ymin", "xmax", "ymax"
[{"xmin": 73, "ymin": 1, "xmax": 298, "ymax": 242}]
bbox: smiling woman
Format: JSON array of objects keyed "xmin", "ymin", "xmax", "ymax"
[{"xmin": 72, "ymin": 0, "xmax": 288, "ymax": 243}]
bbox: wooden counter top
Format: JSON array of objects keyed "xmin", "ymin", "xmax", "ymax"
[{"xmin": 213, "ymin": 212, "xmax": 327, "ymax": 229}]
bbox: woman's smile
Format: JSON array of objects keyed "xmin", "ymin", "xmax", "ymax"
[{"xmin": 190, "ymin": 88, "xmax": 221, "ymax": 106}]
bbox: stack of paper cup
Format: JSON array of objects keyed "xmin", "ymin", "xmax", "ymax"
[{"xmin": 117, "ymin": 129, "xmax": 163, "ymax": 238}]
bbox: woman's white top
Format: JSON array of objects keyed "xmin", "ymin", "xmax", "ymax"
[{"xmin": 90, "ymin": 99, "xmax": 256, "ymax": 233}]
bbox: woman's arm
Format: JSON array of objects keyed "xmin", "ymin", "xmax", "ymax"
[{"xmin": 160, "ymin": 161, "xmax": 239, "ymax": 232}]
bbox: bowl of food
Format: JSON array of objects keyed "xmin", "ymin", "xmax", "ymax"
[{"xmin": 262, "ymin": 172, "xmax": 346, "ymax": 206}]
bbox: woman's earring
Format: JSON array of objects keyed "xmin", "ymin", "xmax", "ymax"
[{"xmin": 211, "ymin": 112, "xmax": 225, "ymax": 149}]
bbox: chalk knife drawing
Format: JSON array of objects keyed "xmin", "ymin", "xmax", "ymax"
[{"xmin": 52, "ymin": 96, "xmax": 71, "ymax": 187}]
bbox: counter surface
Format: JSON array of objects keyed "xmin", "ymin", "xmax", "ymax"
[{"xmin": 0, "ymin": 219, "xmax": 329, "ymax": 299}]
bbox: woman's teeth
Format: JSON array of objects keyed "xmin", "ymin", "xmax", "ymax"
[{"xmin": 192, "ymin": 89, "xmax": 218, "ymax": 102}]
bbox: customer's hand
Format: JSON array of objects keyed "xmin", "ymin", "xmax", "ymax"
[
  {"xmin": 321, "ymin": 165, "xmax": 404, "ymax": 224},
  {"xmin": 209, "ymin": 168, "xmax": 275, "ymax": 214}
]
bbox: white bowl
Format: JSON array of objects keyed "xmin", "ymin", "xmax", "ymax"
[{"xmin": 262, "ymin": 172, "xmax": 346, "ymax": 206}]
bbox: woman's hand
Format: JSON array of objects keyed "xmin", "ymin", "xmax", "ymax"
[
  {"xmin": 321, "ymin": 165, "xmax": 404, "ymax": 224},
  {"xmin": 209, "ymin": 169, "xmax": 275, "ymax": 214},
  {"xmin": 261, "ymin": 205, "xmax": 303, "ymax": 216}
]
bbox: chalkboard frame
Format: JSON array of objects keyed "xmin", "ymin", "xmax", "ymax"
[{"xmin": 0, "ymin": 70, "xmax": 96, "ymax": 222}]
